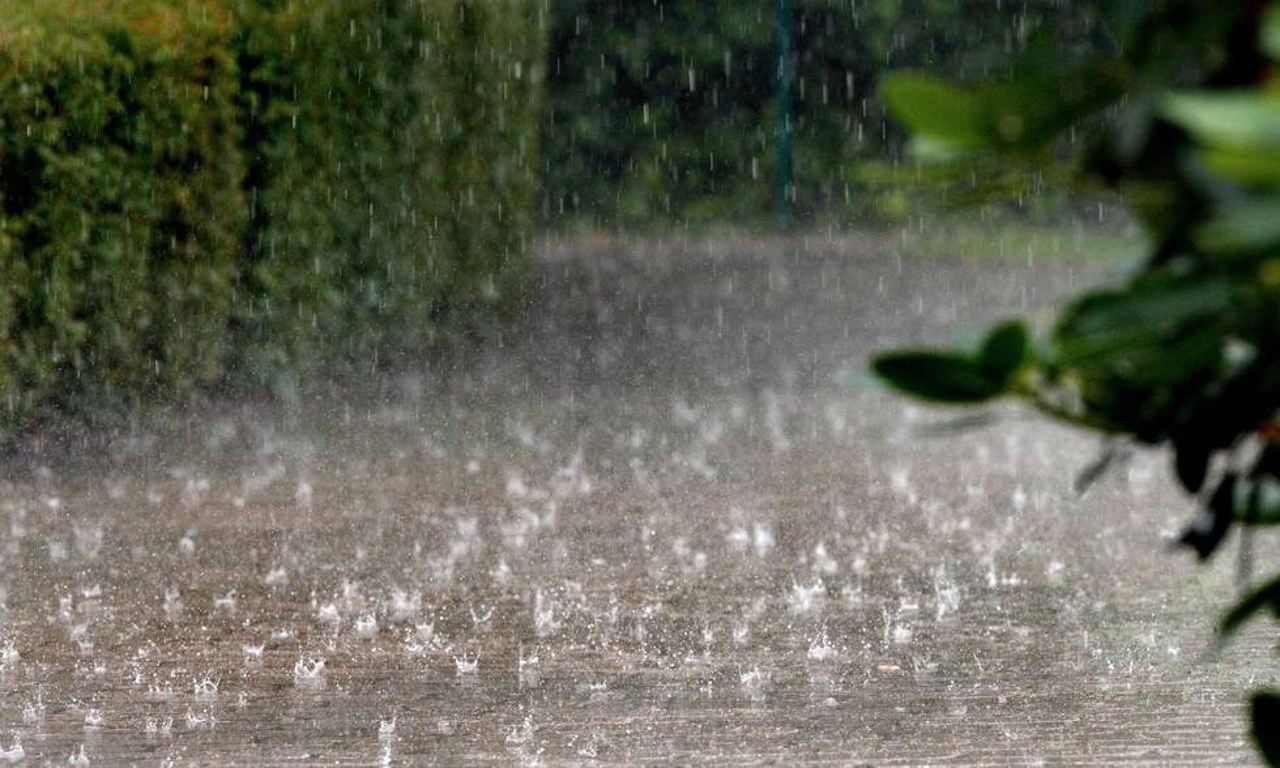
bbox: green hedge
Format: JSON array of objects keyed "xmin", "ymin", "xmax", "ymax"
[
  {"xmin": 0, "ymin": 2, "xmax": 244, "ymax": 430},
  {"xmin": 541, "ymin": 0, "xmax": 1109, "ymax": 230},
  {"xmin": 235, "ymin": 0, "xmax": 543, "ymax": 394},
  {"xmin": 0, "ymin": 0, "xmax": 544, "ymax": 434}
]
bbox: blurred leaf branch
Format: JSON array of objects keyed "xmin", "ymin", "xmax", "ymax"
[{"xmin": 870, "ymin": 2, "xmax": 1280, "ymax": 758}]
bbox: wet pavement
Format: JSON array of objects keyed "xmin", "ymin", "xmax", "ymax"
[{"xmin": 0, "ymin": 231, "xmax": 1274, "ymax": 765}]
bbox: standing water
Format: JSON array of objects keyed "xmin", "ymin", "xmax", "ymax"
[{"xmin": 0, "ymin": 234, "xmax": 1273, "ymax": 764}]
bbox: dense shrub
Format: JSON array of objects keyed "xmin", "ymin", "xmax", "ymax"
[
  {"xmin": 233, "ymin": 0, "xmax": 544, "ymax": 394},
  {"xmin": 0, "ymin": 1, "xmax": 244, "ymax": 432},
  {"xmin": 0, "ymin": 0, "xmax": 545, "ymax": 436}
]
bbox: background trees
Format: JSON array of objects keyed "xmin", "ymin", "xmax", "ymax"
[{"xmin": 540, "ymin": 0, "xmax": 1106, "ymax": 229}]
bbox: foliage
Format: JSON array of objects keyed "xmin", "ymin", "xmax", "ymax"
[
  {"xmin": 870, "ymin": 2, "xmax": 1280, "ymax": 759},
  {"xmin": 0, "ymin": 1, "xmax": 244, "ymax": 432},
  {"xmin": 0, "ymin": 0, "xmax": 544, "ymax": 437},
  {"xmin": 894, "ymin": 218, "xmax": 1144, "ymax": 266},
  {"xmin": 232, "ymin": 0, "xmax": 544, "ymax": 395},
  {"xmin": 541, "ymin": 0, "xmax": 1108, "ymax": 230}
]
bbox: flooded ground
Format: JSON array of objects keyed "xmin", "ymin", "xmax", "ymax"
[{"xmin": 0, "ymin": 232, "xmax": 1275, "ymax": 765}]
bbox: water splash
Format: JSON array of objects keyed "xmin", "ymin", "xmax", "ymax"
[
  {"xmin": 807, "ymin": 627, "xmax": 838, "ymax": 661},
  {"xmin": 0, "ymin": 738, "xmax": 23, "ymax": 764},
  {"xmin": 293, "ymin": 656, "xmax": 326, "ymax": 688}
]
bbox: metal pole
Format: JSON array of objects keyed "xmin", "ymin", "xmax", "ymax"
[{"xmin": 775, "ymin": 0, "xmax": 793, "ymax": 232}]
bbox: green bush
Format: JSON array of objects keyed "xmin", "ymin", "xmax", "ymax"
[
  {"xmin": 233, "ymin": 0, "xmax": 544, "ymax": 394},
  {"xmin": 0, "ymin": 0, "xmax": 545, "ymax": 435},
  {"xmin": 0, "ymin": 1, "xmax": 244, "ymax": 431}
]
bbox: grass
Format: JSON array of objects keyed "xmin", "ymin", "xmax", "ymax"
[{"xmin": 893, "ymin": 215, "xmax": 1148, "ymax": 266}]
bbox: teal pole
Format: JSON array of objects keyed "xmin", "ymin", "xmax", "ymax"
[{"xmin": 775, "ymin": 0, "xmax": 793, "ymax": 231}]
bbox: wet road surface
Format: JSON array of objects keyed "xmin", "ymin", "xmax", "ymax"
[{"xmin": 0, "ymin": 232, "xmax": 1273, "ymax": 765}]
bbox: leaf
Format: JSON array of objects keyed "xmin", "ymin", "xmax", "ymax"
[
  {"xmin": 1173, "ymin": 436, "xmax": 1211, "ymax": 493},
  {"xmin": 1200, "ymin": 144, "xmax": 1280, "ymax": 188},
  {"xmin": 880, "ymin": 73, "xmax": 985, "ymax": 153},
  {"xmin": 1061, "ymin": 274, "xmax": 1233, "ymax": 339},
  {"xmin": 1240, "ymin": 476, "xmax": 1280, "ymax": 526},
  {"xmin": 1253, "ymin": 691, "xmax": 1280, "ymax": 766},
  {"xmin": 1054, "ymin": 275, "xmax": 1234, "ymax": 369},
  {"xmin": 977, "ymin": 57, "xmax": 1126, "ymax": 153},
  {"xmin": 1197, "ymin": 198, "xmax": 1280, "ymax": 252},
  {"xmin": 1263, "ymin": 4, "xmax": 1280, "ymax": 62},
  {"xmin": 1240, "ymin": 447, "xmax": 1280, "ymax": 525},
  {"xmin": 1177, "ymin": 473, "xmax": 1237, "ymax": 560},
  {"xmin": 911, "ymin": 411, "xmax": 1000, "ymax": 437},
  {"xmin": 871, "ymin": 351, "xmax": 1005, "ymax": 404},
  {"xmin": 1162, "ymin": 91, "xmax": 1280, "ymax": 148},
  {"xmin": 979, "ymin": 320, "xmax": 1029, "ymax": 381},
  {"xmin": 1176, "ymin": 357, "xmax": 1280, "ymax": 455},
  {"xmin": 906, "ymin": 134, "xmax": 970, "ymax": 162},
  {"xmin": 1074, "ymin": 440, "xmax": 1132, "ymax": 495},
  {"xmin": 1219, "ymin": 570, "xmax": 1280, "ymax": 639}
]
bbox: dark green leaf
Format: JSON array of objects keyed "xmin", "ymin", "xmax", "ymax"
[
  {"xmin": 1059, "ymin": 275, "xmax": 1233, "ymax": 341},
  {"xmin": 871, "ymin": 351, "xmax": 1005, "ymax": 404},
  {"xmin": 1197, "ymin": 199, "xmax": 1280, "ymax": 252},
  {"xmin": 1219, "ymin": 570, "xmax": 1280, "ymax": 638},
  {"xmin": 1240, "ymin": 446, "xmax": 1280, "ymax": 525},
  {"xmin": 1173, "ymin": 437, "xmax": 1210, "ymax": 493},
  {"xmin": 1163, "ymin": 91, "xmax": 1280, "ymax": 148},
  {"xmin": 1054, "ymin": 275, "xmax": 1234, "ymax": 371},
  {"xmin": 979, "ymin": 320, "xmax": 1029, "ymax": 381},
  {"xmin": 1251, "ymin": 690, "xmax": 1280, "ymax": 766},
  {"xmin": 1240, "ymin": 477, "xmax": 1280, "ymax": 526},
  {"xmin": 1200, "ymin": 145, "xmax": 1280, "ymax": 188}
]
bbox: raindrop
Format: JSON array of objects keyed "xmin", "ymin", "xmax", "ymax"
[
  {"xmin": 807, "ymin": 628, "xmax": 838, "ymax": 661},
  {"xmin": 263, "ymin": 566, "xmax": 289, "ymax": 589},
  {"xmin": 194, "ymin": 676, "xmax": 219, "ymax": 699},
  {"xmin": 185, "ymin": 708, "xmax": 217, "ymax": 731},
  {"xmin": 21, "ymin": 695, "xmax": 43, "ymax": 725},
  {"xmin": 354, "ymin": 614, "xmax": 378, "ymax": 640},
  {"xmin": 454, "ymin": 654, "xmax": 479, "ymax": 675},
  {"xmin": 0, "ymin": 739, "xmax": 22, "ymax": 764},
  {"xmin": 213, "ymin": 590, "xmax": 238, "ymax": 613},
  {"xmin": 505, "ymin": 714, "xmax": 536, "ymax": 745},
  {"xmin": 0, "ymin": 641, "xmax": 18, "ymax": 668},
  {"xmin": 317, "ymin": 602, "xmax": 341, "ymax": 628},
  {"xmin": 788, "ymin": 580, "xmax": 825, "ymax": 614},
  {"xmin": 293, "ymin": 656, "xmax": 326, "ymax": 688},
  {"xmin": 932, "ymin": 566, "xmax": 962, "ymax": 620}
]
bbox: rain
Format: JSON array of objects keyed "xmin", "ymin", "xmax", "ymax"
[
  {"xmin": 0, "ymin": 232, "xmax": 1271, "ymax": 763},
  {"xmin": 0, "ymin": 1, "xmax": 1276, "ymax": 765}
]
